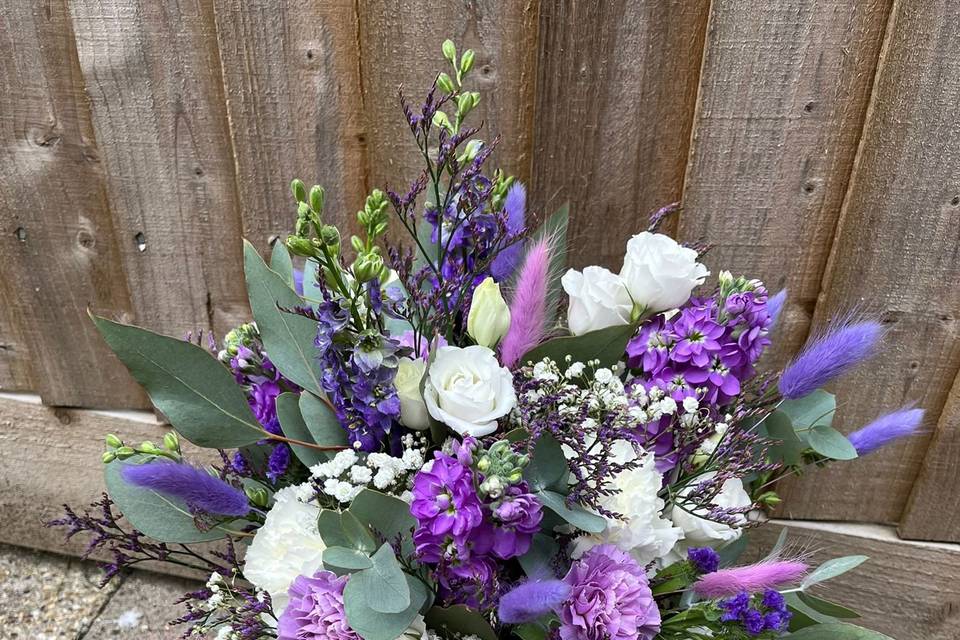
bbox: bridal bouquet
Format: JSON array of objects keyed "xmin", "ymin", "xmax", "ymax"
[{"xmin": 53, "ymin": 40, "xmax": 921, "ymax": 640}]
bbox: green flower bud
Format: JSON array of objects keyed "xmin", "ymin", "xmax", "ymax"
[
  {"xmin": 476, "ymin": 456, "xmax": 491, "ymax": 473},
  {"xmin": 459, "ymin": 139, "xmax": 483, "ymax": 164},
  {"xmin": 102, "ymin": 451, "xmax": 117, "ymax": 464},
  {"xmin": 460, "ymin": 49, "xmax": 475, "ymax": 75},
  {"xmin": 354, "ymin": 253, "xmax": 384, "ymax": 283},
  {"xmin": 297, "ymin": 201, "xmax": 311, "ymax": 218},
  {"xmin": 350, "ymin": 235, "xmax": 365, "ymax": 253},
  {"xmin": 507, "ymin": 469, "xmax": 523, "ymax": 484},
  {"xmin": 286, "ymin": 235, "xmax": 316, "ymax": 258},
  {"xmin": 291, "ymin": 179, "xmax": 307, "ymax": 203},
  {"xmin": 467, "ymin": 277, "xmax": 511, "ymax": 348},
  {"xmin": 105, "ymin": 434, "xmax": 123, "ymax": 449},
  {"xmin": 115, "ymin": 446, "xmax": 136, "ymax": 459},
  {"xmin": 432, "ymin": 110, "xmax": 452, "ymax": 131},
  {"xmin": 320, "ymin": 224, "xmax": 340, "ymax": 248},
  {"xmin": 309, "ymin": 185, "xmax": 325, "ymax": 213},
  {"xmin": 245, "ymin": 485, "xmax": 269, "ymax": 508},
  {"xmin": 163, "ymin": 432, "xmax": 179, "ymax": 451},
  {"xmin": 139, "ymin": 441, "xmax": 158, "ymax": 453},
  {"xmin": 442, "ymin": 39, "xmax": 457, "ymax": 64},
  {"xmin": 437, "ymin": 72, "xmax": 455, "ymax": 94}
]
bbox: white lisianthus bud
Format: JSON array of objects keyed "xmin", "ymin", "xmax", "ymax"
[
  {"xmin": 466, "ymin": 277, "xmax": 511, "ymax": 348},
  {"xmin": 395, "ymin": 357, "xmax": 430, "ymax": 430},
  {"xmin": 561, "ymin": 266, "xmax": 633, "ymax": 335},
  {"xmin": 619, "ymin": 232, "xmax": 709, "ymax": 314}
]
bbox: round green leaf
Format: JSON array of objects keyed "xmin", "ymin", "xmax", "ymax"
[
  {"xmin": 807, "ymin": 425, "xmax": 859, "ymax": 461},
  {"xmin": 785, "ymin": 623, "xmax": 893, "ymax": 639},
  {"xmin": 536, "ymin": 489, "xmax": 606, "ymax": 533}
]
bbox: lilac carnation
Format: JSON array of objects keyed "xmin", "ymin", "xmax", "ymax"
[
  {"xmin": 277, "ymin": 570, "xmax": 359, "ymax": 640},
  {"xmin": 411, "ymin": 452, "xmax": 484, "ymax": 563},
  {"xmin": 559, "ymin": 544, "xmax": 660, "ymax": 640}
]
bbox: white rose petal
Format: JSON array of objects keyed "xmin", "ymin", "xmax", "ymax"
[
  {"xmin": 671, "ymin": 474, "xmax": 751, "ymax": 548},
  {"xmin": 423, "ymin": 345, "xmax": 516, "ymax": 437},
  {"xmin": 620, "ymin": 232, "xmax": 708, "ymax": 313},
  {"xmin": 561, "ymin": 266, "xmax": 633, "ymax": 335}
]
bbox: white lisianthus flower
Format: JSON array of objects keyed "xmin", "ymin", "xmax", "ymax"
[
  {"xmin": 619, "ymin": 232, "xmax": 708, "ymax": 313},
  {"xmin": 466, "ymin": 277, "xmax": 511, "ymax": 348},
  {"xmin": 671, "ymin": 473, "xmax": 751, "ymax": 548},
  {"xmin": 423, "ymin": 345, "xmax": 516, "ymax": 437},
  {"xmin": 572, "ymin": 441, "xmax": 683, "ymax": 565},
  {"xmin": 243, "ymin": 484, "xmax": 326, "ymax": 613},
  {"xmin": 395, "ymin": 357, "xmax": 430, "ymax": 430},
  {"xmin": 561, "ymin": 266, "xmax": 633, "ymax": 335}
]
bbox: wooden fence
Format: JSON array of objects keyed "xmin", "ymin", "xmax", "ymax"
[{"xmin": 1, "ymin": 0, "xmax": 959, "ymax": 548}]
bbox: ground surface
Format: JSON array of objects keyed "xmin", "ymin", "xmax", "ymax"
[{"xmin": 0, "ymin": 543, "xmax": 199, "ymax": 639}]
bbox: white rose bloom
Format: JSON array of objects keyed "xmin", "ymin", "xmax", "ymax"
[
  {"xmin": 572, "ymin": 441, "xmax": 683, "ymax": 565},
  {"xmin": 671, "ymin": 473, "xmax": 751, "ymax": 548},
  {"xmin": 423, "ymin": 345, "xmax": 516, "ymax": 437},
  {"xmin": 561, "ymin": 266, "xmax": 633, "ymax": 335},
  {"xmin": 619, "ymin": 232, "xmax": 708, "ymax": 313},
  {"xmin": 395, "ymin": 357, "xmax": 430, "ymax": 430},
  {"xmin": 243, "ymin": 484, "xmax": 326, "ymax": 613}
]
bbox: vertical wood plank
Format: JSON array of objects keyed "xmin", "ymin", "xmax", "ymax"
[
  {"xmin": 212, "ymin": 0, "xmax": 366, "ymax": 257},
  {"xmin": 530, "ymin": 0, "xmax": 710, "ymax": 268},
  {"xmin": 0, "ymin": 301, "xmax": 34, "ymax": 392},
  {"xmin": 0, "ymin": 1, "xmax": 146, "ymax": 407},
  {"xmin": 678, "ymin": 0, "xmax": 891, "ymax": 366},
  {"xmin": 69, "ymin": 0, "xmax": 249, "ymax": 339},
  {"xmin": 778, "ymin": 0, "xmax": 960, "ymax": 525},
  {"xmin": 358, "ymin": 0, "xmax": 539, "ymax": 197}
]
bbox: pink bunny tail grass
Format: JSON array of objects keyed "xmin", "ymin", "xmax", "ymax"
[
  {"xmin": 692, "ymin": 560, "xmax": 809, "ymax": 599},
  {"xmin": 500, "ymin": 237, "xmax": 552, "ymax": 367}
]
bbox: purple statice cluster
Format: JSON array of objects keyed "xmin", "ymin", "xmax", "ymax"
[
  {"xmin": 314, "ymin": 293, "xmax": 402, "ymax": 452},
  {"xmin": 410, "ymin": 439, "xmax": 542, "ymax": 609},
  {"xmin": 719, "ymin": 589, "xmax": 792, "ymax": 637},
  {"xmin": 172, "ymin": 572, "xmax": 274, "ymax": 640},
  {"xmin": 687, "ymin": 546, "xmax": 721, "ymax": 574}
]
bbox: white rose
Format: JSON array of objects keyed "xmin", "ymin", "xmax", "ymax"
[
  {"xmin": 619, "ymin": 232, "xmax": 708, "ymax": 313},
  {"xmin": 423, "ymin": 345, "xmax": 516, "ymax": 437},
  {"xmin": 466, "ymin": 277, "xmax": 511, "ymax": 348},
  {"xmin": 243, "ymin": 484, "xmax": 326, "ymax": 613},
  {"xmin": 561, "ymin": 266, "xmax": 633, "ymax": 336},
  {"xmin": 671, "ymin": 474, "xmax": 751, "ymax": 548},
  {"xmin": 395, "ymin": 357, "xmax": 430, "ymax": 430},
  {"xmin": 572, "ymin": 441, "xmax": 683, "ymax": 565}
]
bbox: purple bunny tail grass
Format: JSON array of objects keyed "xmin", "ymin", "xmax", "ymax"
[
  {"xmin": 848, "ymin": 405, "xmax": 924, "ymax": 456},
  {"xmin": 498, "ymin": 579, "xmax": 571, "ymax": 624},
  {"xmin": 692, "ymin": 560, "xmax": 808, "ymax": 599},
  {"xmin": 767, "ymin": 289, "xmax": 787, "ymax": 326},
  {"xmin": 778, "ymin": 316, "xmax": 883, "ymax": 399},
  {"xmin": 490, "ymin": 182, "xmax": 527, "ymax": 281},
  {"xmin": 500, "ymin": 237, "xmax": 552, "ymax": 367},
  {"xmin": 121, "ymin": 462, "xmax": 250, "ymax": 517}
]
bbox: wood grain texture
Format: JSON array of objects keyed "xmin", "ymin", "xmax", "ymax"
[
  {"xmin": 748, "ymin": 520, "xmax": 960, "ymax": 639},
  {"xmin": 531, "ymin": 0, "xmax": 709, "ymax": 268},
  {"xmin": 69, "ymin": 0, "xmax": 249, "ymax": 340},
  {"xmin": 0, "ymin": 1, "xmax": 145, "ymax": 407},
  {"xmin": 0, "ymin": 299, "xmax": 34, "ymax": 392},
  {"xmin": 678, "ymin": 0, "xmax": 891, "ymax": 368},
  {"xmin": 778, "ymin": 0, "xmax": 960, "ymax": 525},
  {"xmin": 358, "ymin": 0, "xmax": 539, "ymax": 199},
  {"xmin": 212, "ymin": 0, "xmax": 366, "ymax": 257}
]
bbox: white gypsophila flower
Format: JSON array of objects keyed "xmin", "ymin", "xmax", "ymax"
[
  {"xmin": 561, "ymin": 265, "xmax": 633, "ymax": 336},
  {"xmin": 572, "ymin": 440, "xmax": 683, "ymax": 565},
  {"xmin": 395, "ymin": 357, "xmax": 431, "ymax": 430},
  {"xmin": 671, "ymin": 473, "xmax": 752, "ymax": 549},
  {"xmin": 683, "ymin": 396, "xmax": 700, "ymax": 414},
  {"xmin": 243, "ymin": 484, "xmax": 326, "ymax": 613},
  {"xmin": 619, "ymin": 232, "xmax": 709, "ymax": 313},
  {"xmin": 423, "ymin": 345, "xmax": 516, "ymax": 437}
]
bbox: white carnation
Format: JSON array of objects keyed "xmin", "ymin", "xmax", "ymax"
[{"xmin": 243, "ymin": 484, "xmax": 326, "ymax": 613}]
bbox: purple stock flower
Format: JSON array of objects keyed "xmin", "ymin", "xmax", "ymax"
[
  {"xmin": 688, "ymin": 547, "xmax": 720, "ymax": 574},
  {"xmin": 498, "ymin": 579, "xmax": 571, "ymax": 623},
  {"xmin": 847, "ymin": 405, "xmax": 924, "ymax": 455},
  {"xmin": 558, "ymin": 544, "xmax": 660, "ymax": 640},
  {"xmin": 483, "ymin": 483, "xmax": 543, "ymax": 559},
  {"xmin": 670, "ymin": 307, "xmax": 725, "ymax": 368},
  {"xmin": 436, "ymin": 554, "xmax": 499, "ymax": 609},
  {"xmin": 120, "ymin": 462, "xmax": 250, "ymax": 517},
  {"xmin": 277, "ymin": 570, "xmax": 359, "ymax": 640},
  {"xmin": 411, "ymin": 452, "xmax": 484, "ymax": 563},
  {"xmin": 779, "ymin": 317, "xmax": 882, "ymax": 399}
]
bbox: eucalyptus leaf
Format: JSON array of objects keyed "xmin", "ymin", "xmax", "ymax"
[
  {"xmin": 513, "ymin": 623, "xmax": 549, "ymax": 640},
  {"xmin": 784, "ymin": 623, "xmax": 893, "ymax": 639},
  {"xmin": 802, "ymin": 555, "xmax": 868, "ymax": 589},
  {"xmin": 780, "ymin": 390, "xmax": 836, "ymax": 431},
  {"xmin": 302, "ymin": 258, "xmax": 325, "ymax": 303},
  {"xmin": 349, "ymin": 544, "xmax": 411, "ymax": 614},
  {"xmin": 275, "ymin": 392, "xmax": 325, "ymax": 467},
  {"xmin": 717, "ymin": 534, "xmax": 749, "ymax": 568},
  {"xmin": 350, "ymin": 489, "xmax": 417, "ymax": 541},
  {"xmin": 424, "ymin": 605, "xmax": 499, "ymax": 640},
  {"xmin": 525, "ymin": 433, "xmax": 567, "ymax": 491},
  {"xmin": 344, "ymin": 574, "xmax": 428, "ymax": 640},
  {"xmin": 797, "ymin": 592, "xmax": 860, "ymax": 619},
  {"xmin": 323, "ymin": 546, "xmax": 373, "ymax": 572},
  {"xmin": 807, "ymin": 425, "xmax": 859, "ymax": 461},
  {"xmin": 785, "ymin": 592, "xmax": 833, "ymax": 630},
  {"xmin": 536, "ymin": 490, "xmax": 606, "ymax": 534},
  {"xmin": 244, "ymin": 239, "xmax": 323, "ymax": 394},
  {"xmin": 104, "ymin": 457, "xmax": 230, "ymax": 543},
  {"xmin": 300, "ymin": 391, "xmax": 349, "ymax": 450},
  {"xmin": 91, "ymin": 315, "xmax": 265, "ymax": 448},
  {"xmin": 766, "ymin": 411, "xmax": 804, "ymax": 466},
  {"xmin": 518, "ymin": 533, "xmax": 560, "ymax": 578},
  {"xmin": 270, "ymin": 241, "xmax": 295, "ymax": 287},
  {"xmin": 317, "ymin": 510, "xmax": 377, "ymax": 552},
  {"xmin": 521, "ymin": 323, "xmax": 637, "ymax": 370}
]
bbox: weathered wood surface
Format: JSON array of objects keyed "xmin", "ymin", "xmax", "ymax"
[
  {"xmin": 0, "ymin": 301, "xmax": 34, "ymax": 393},
  {"xmin": 357, "ymin": 0, "xmax": 539, "ymax": 202},
  {"xmin": 212, "ymin": 0, "xmax": 367, "ymax": 257},
  {"xmin": 531, "ymin": 0, "xmax": 710, "ymax": 267},
  {"xmin": 778, "ymin": 0, "xmax": 960, "ymax": 526},
  {"xmin": 0, "ymin": 1, "xmax": 145, "ymax": 408},
  {"xmin": 678, "ymin": 0, "xmax": 891, "ymax": 368},
  {"xmin": 748, "ymin": 520, "xmax": 960, "ymax": 639},
  {"xmin": 69, "ymin": 0, "xmax": 249, "ymax": 340}
]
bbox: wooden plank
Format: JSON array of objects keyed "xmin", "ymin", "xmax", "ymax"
[
  {"xmin": 0, "ymin": 299, "xmax": 34, "ymax": 392},
  {"xmin": 748, "ymin": 520, "xmax": 960, "ymax": 640},
  {"xmin": 778, "ymin": 0, "xmax": 960, "ymax": 524},
  {"xmin": 900, "ymin": 373, "xmax": 960, "ymax": 541},
  {"xmin": 358, "ymin": 0, "xmax": 539, "ymax": 200},
  {"xmin": 531, "ymin": 0, "xmax": 709, "ymax": 267},
  {"xmin": 677, "ymin": 0, "xmax": 891, "ymax": 367},
  {"xmin": 69, "ymin": 0, "xmax": 249, "ymax": 340},
  {"xmin": 0, "ymin": 1, "xmax": 146, "ymax": 408},
  {"xmin": 212, "ymin": 0, "xmax": 367, "ymax": 257}
]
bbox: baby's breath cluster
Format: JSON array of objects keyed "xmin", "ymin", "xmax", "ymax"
[{"xmin": 309, "ymin": 433, "xmax": 428, "ymax": 504}]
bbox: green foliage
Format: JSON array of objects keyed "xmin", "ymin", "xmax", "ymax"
[
  {"xmin": 91, "ymin": 314, "xmax": 265, "ymax": 448},
  {"xmin": 317, "ymin": 509, "xmax": 377, "ymax": 552},
  {"xmin": 322, "ymin": 546, "xmax": 374, "ymax": 573},
  {"xmin": 785, "ymin": 623, "xmax": 893, "ymax": 639},
  {"xmin": 349, "ymin": 544, "xmax": 411, "ymax": 614},
  {"xmin": 521, "ymin": 323, "xmax": 637, "ymax": 370},
  {"xmin": 517, "ymin": 533, "xmax": 559, "ymax": 578},
  {"xmin": 424, "ymin": 605, "xmax": 498, "ymax": 640},
  {"xmin": 802, "ymin": 555, "xmax": 868, "ymax": 589},
  {"xmin": 765, "ymin": 410, "xmax": 804, "ymax": 466},
  {"xmin": 275, "ymin": 392, "xmax": 326, "ymax": 467},
  {"xmin": 270, "ymin": 241, "xmax": 295, "ymax": 287},
  {"xmin": 299, "ymin": 391, "xmax": 349, "ymax": 450},
  {"xmin": 768, "ymin": 390, "xmax": 858, "ymax": 462},
  {"xmin": 350, "ymin": 489, "xmax": 417, "ymax": 543},
  {"xmin": 343, "ymin": 574, "xmax": 429, "ymax": 640},
  {"xmin": 523, "ymin": 433, "xmax": 605, "ymax": 533},
  {"xmin": 536, "ymin": 489, "xmax": 606, "ymax": 534}
]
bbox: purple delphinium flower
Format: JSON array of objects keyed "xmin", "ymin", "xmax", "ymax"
[
  {"xmin": 558, "ymin": 544, "xmax": 660, "ymax": 640},
  {"xmin": 847, "ymin": 405, "xmax": 924, "ymax": 455},
  {"xmin": 687, "ymin": 547, "xmax": 720, "ymax": 574},
  {"xmin": 411, "ymin": 452, "xmax": 484, "ymax": 563},
  {"xmin": 490, "ymin": 182, "xmax": 527, "ymax": 281},
  {"xmin": 498, "ymin": 579, "xmax": 571, "ymax": 623},
  {"xmin": 779, "ymin": 317, "xmax": 882, "ymax": 399},
  {"xmin": 277, "ymin": 570, "xmax": 359, "ymax": 640},
  {"xmin": 267, "ymin": 444, "xmax": 292, "ymax": 482},
  {"xmin": 120, "ymin": 462, "xmax": 250, "ymax": 517}
]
